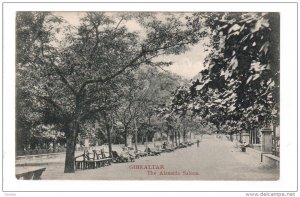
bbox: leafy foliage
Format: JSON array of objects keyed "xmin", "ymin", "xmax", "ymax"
[
  {"xmin": 167, "ymin": 12, "xmax": 279, "ymax": 134},
  {"xmin": 16, "ymin": 12, "xmax": 204, "ymax": 172}
]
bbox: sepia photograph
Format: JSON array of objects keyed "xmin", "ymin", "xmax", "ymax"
[{"xmin": 14, "ymin": 11, "xmax": 281, "ymax": 181}]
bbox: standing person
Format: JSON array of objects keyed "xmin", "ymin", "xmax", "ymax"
[{"xmin": 196, "ymin": 139, "xmax": 200, "ymax": 148}]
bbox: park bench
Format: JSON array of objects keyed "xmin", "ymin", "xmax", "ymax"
[
  {"xmin": 16, "ymin": 167, "xmax": 46, "ymax": 180},
  {"xmin": 145, "ymin": 147, "xmax": 161, "ymax": 156},
  {"xmin": 127, "ymin": 147, "xmax": 142, "ymax": 159},
  {"xmin": 94, "ymin": 150, "xmax": 112, "ymax": 167},
  {"xmin": 136, "ymin": 150, "xmax": 148, "ymax": 157},
  {"xmin": 92, "ymin": 149, "xmax": 113, "ymax": 167},
  {"xmin": 164, "ymin": 145, "xmax": 175, "ymax": 152},
  {"xmin": 155, "ymin": 145, "xmax": 166, "ymax": 153},
  {"xmin": 122, "ymin": 147, "xmax": 136, "ymax": 161},
  {"xmin": 74, "ymin": 150, "xmax": 112, "ymax": 170},
  {"xmin": 178, "ymin": 143, "xmax": 188, "ymax": 149},
  {"xmin": 111, "ymin": 150, "xmax": 134, "ymax": 163}
]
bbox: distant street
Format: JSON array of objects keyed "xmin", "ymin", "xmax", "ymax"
[{"xmin": 39, "ymin": 134, "xmax": 279, "ymax": 180}]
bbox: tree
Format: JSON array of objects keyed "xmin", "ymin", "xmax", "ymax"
[
  {"xmin": 170, "ymin": 12, "xmax": 280, "ymax": 135},
  {"xmin": 16, "ymin": 12, "xmax": 64, "ymax": 152},
  {"xmin": 116, "ymin": 72, "xmax": 142, "ymax": 147},
  {"xmin": 16, "ymin": 12, "xmax": 204, "ymax": 173}
]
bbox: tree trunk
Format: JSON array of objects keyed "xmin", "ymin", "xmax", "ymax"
[
  {"xmin": 64, "ymin": 121, "xmax": 79, "ymax": 173},
  {"xmin": 124, "ymin": 126, "xmax": 128, "ymax": 147},
  {"xmin": 113, "ymin": 132, "xmax": 116, "ymax": 144},
  {"xmin": 174, "ymin": 129, "xmax": 178, "ymax": 146},
  {"xmin": 170, "ymin": 126, "xmax": 174, "ymax": 146},
  {"xmin": 103, "ymin": 112, "xmax": 112, "ymax": 157},
  {"xmin": 148, "ymin": 116, "xmax": 151, "ymax": 128},
  {"xmin": 216, "ymin": 125, "xmax": 220, "ymax": 134},
  {"xmin": 108, "ymin": 126, "xmax": 113, "ymax": 157},
  {"xmin": 134, "ymin": 118, "xmax": 138, "ymax": 152},
  {"xmin": 166, "ymin": 131, "xmax": 169, "ymax": 143},
  {"xmin": 272, "ymin": 121, "xmax": 277, "ymax": 156},
  {"xmin": 183, "ymin": 129, "xmax": 186, "ymax": 142}
]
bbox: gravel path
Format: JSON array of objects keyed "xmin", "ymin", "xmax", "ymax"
[{"xmin": 38, "ymin": 135, "xmax": 279, "ymax": 180}]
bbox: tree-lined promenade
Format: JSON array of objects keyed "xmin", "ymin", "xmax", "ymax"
[
  {"xmin": 16, "ymin": 12, "xmax": 279, "ymax": 174},
  {"xmin": 18, "ymin": 135, "xmax": 278, "ymax": 180}
]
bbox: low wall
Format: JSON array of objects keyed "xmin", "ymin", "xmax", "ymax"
[
  {"xmin": 16, "ymin": 152, "xmax": 65, "ymax": 161},
  {"xmin": 246, "ymin": 147, "xmax": 279, "ymax": 168},
  {"xmin": 262, "ymin": 153, "xmax": 280, "ymax": 168},
  {"xmin": 16, "ymin": 143, "xmax": 150, "ymax": 165}
]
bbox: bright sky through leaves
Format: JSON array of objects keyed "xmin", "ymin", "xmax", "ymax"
[{"xmin": 53, "ymin": 11, "xmax": 208, "ymax": 79}]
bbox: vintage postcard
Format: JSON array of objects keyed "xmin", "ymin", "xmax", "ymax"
[
  {"xmin": 2, "ymin": 1, "xmax": 298, "ymax": 194},
  {"xmin": 15, "ymin": 11, "xmax": 280, "ymax": 181}
]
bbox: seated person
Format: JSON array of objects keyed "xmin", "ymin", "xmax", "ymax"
[
  {"xmin": 128, "ymin": 148, "xmax": 136, "ymax": 161},
  {"xmin": 145, "ymin": 147, "xmax": 151, "ymax": 153},
  {"xmin": 84, "ymin": 150, "xmax": 91, "ymax": 160},
  {"xmin": 119, "ymin": 147, "xmax": 131, "ymax": 162},
  {"xmin": 92, "ymin": 150, "xmax": 99, "ymax": 159},
  {"xmin": 242, "ymin": 142, "xmax": 250, "ymax": 147},
  {"xmin": 100, "ymin": 148, "xmax": 106, "ymax": 158},
  {"xmin": 162, "ymin": 142, "xmax": 167, "ymax": 149}
]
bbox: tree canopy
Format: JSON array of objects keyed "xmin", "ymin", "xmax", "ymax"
[
  {"xmin": 16, "ymin": 12, "xmax": 205, "ymax": 172},
  {"xmin": 16, "ymin": 12, "xmax": 280, "ymax": 173},
  {"xmin": 166, "ymin": 12, "xmax": 279, "ymax": 134}
]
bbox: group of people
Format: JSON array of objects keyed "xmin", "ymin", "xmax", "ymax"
[
  {"xmin": 119, "ymin": 146, "xmax": 136, "ymax": 162},
  {"xmin": 107, "ymin": 138, "xmax": 203, "ymax": 163}
]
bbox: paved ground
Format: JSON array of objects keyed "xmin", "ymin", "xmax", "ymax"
[{"xmin": 32, "ymin": 134, "xmax": 279, "ymax": 180}]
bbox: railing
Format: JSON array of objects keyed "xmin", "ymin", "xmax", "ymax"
[
  {"xmin": 16, "ymin": 146, "xmax": 94, "ymax": 156},
  {"xmin": 16, "ymin": 147, "xmax": 67, "ymax": 156}
]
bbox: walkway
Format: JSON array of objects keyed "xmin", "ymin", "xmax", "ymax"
[{"xmin": 39, "ymin": 134, "xmax": 279, "ymax": 180}]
